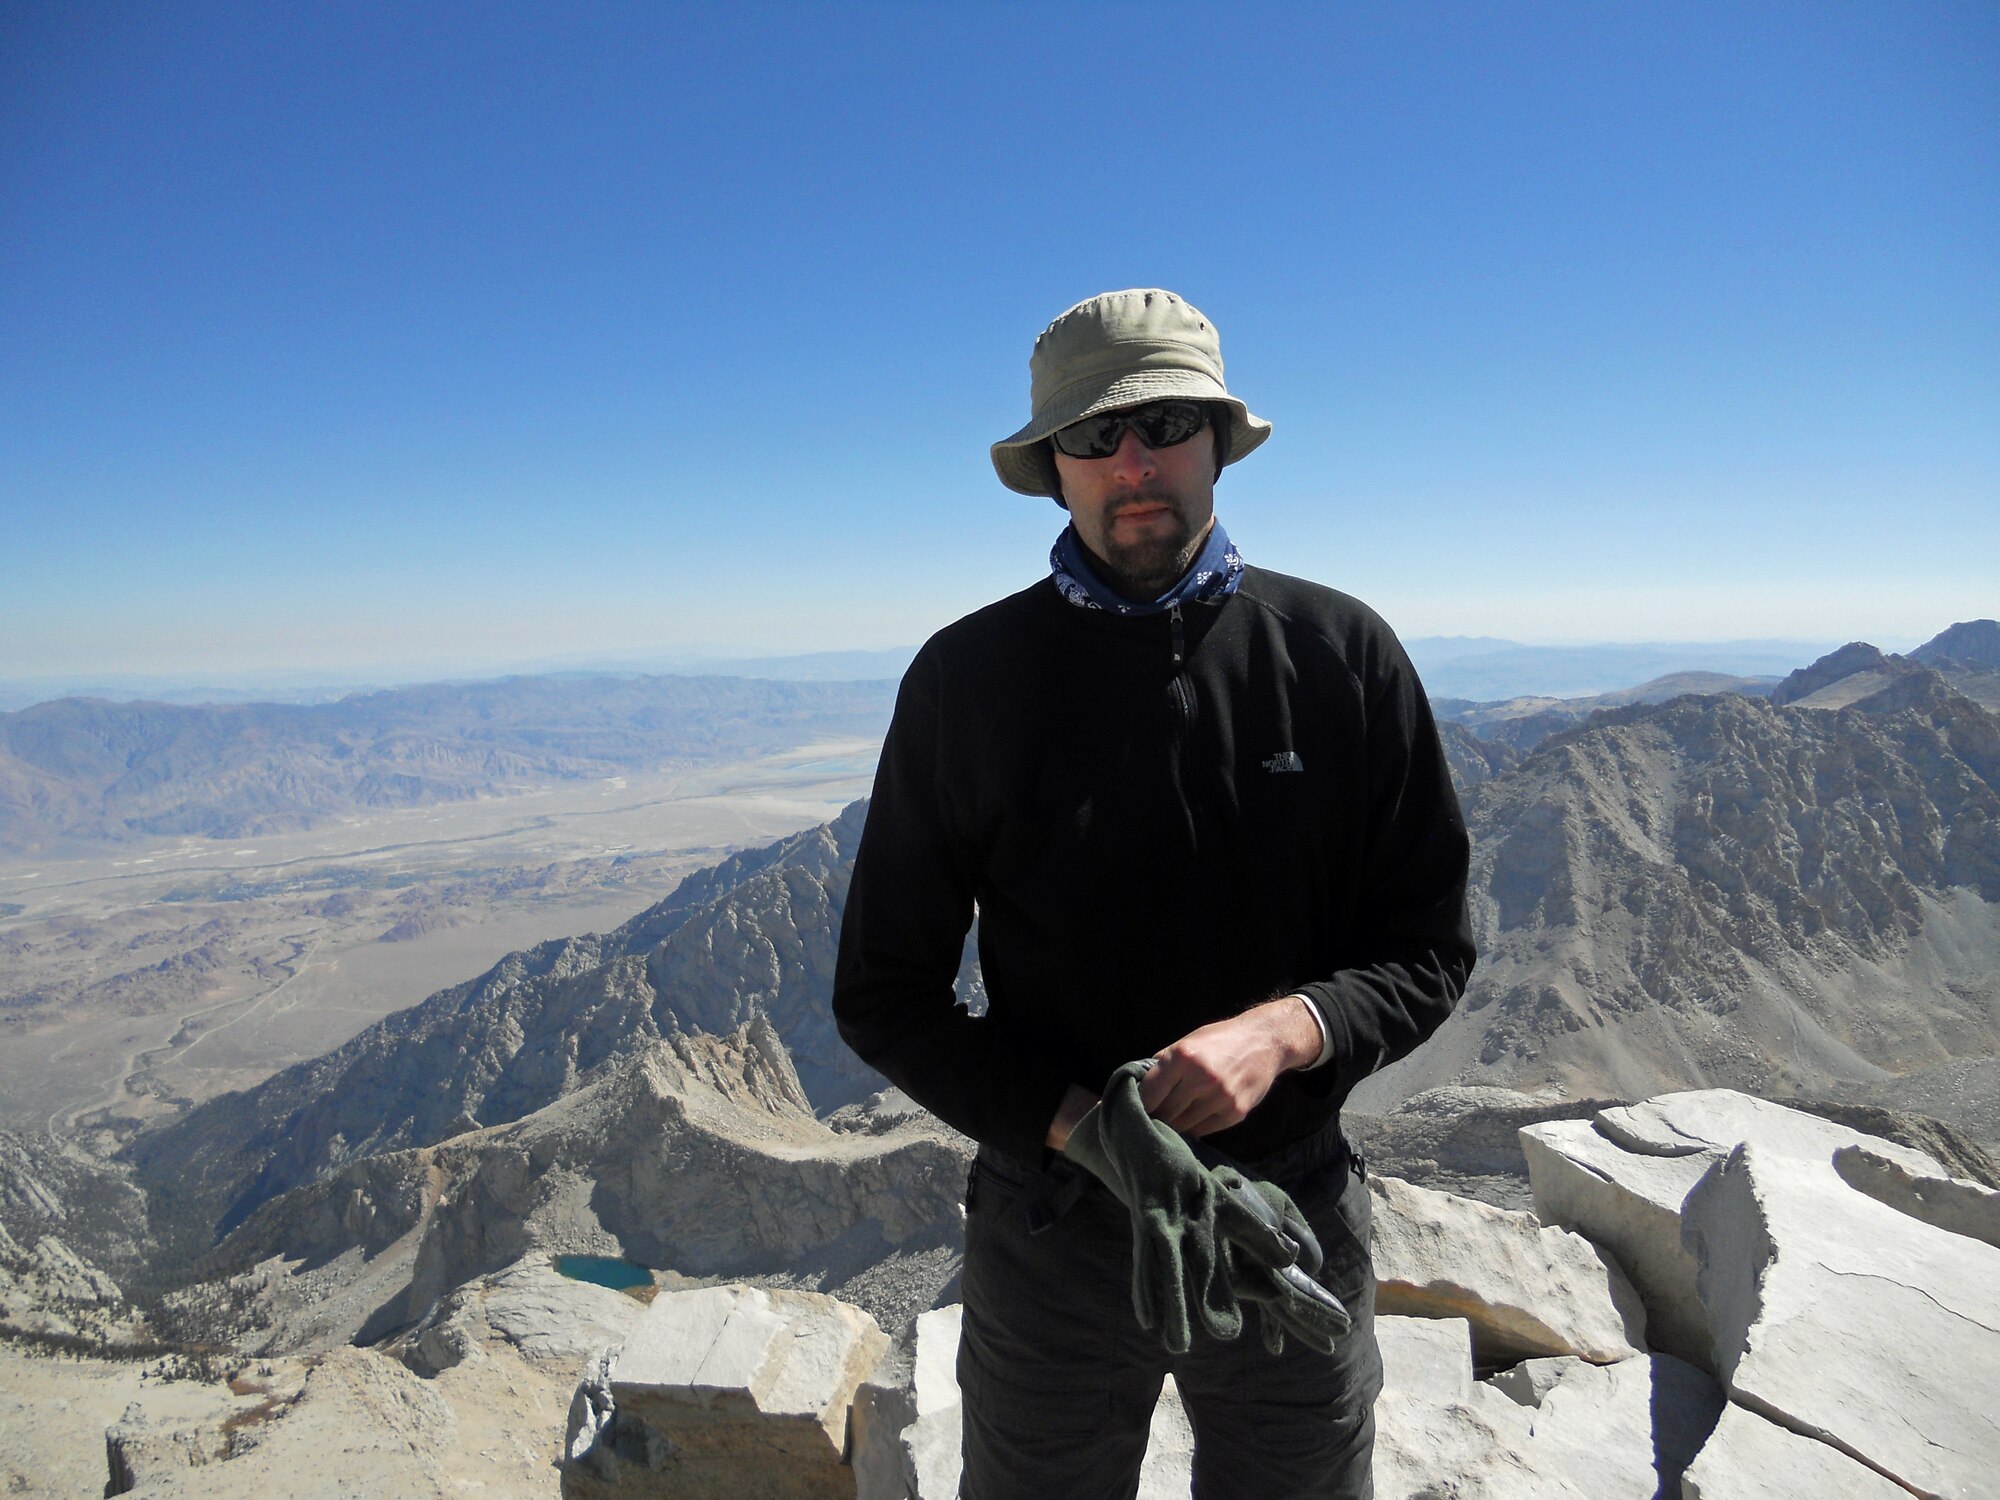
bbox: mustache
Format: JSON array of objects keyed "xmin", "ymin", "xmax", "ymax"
[{"xmin": 1108, "ymin": 490, "xmax": 1182, "ymax": 515}]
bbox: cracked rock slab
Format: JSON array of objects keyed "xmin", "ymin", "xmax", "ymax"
[
  {"xmin": 1515, "ymin": 1352, "xmax": 1722, "ymax": 1498},
  {"xmin": 1683, "ymin": 1142, "xmax": 2000, "ymax": 1500},
  {"xmin": 1681, "ymin": 1402, "xmax": 1908, "ymax": 1499},
  {"xmin": 1374, "ymin": 1389, "xmax": 1592, "ymax": 1499},
  {"xmin": 1370, "ymin": 1175, "xmax": 1645, "ymax": 1365},
  {"xmin": 1833, "ymin": 1143, "xmax": 2000, "ymax": 1250},
  {"xmin": 1520, "ymin": 1089, "xmax": 1953, "ymax": 1372}
]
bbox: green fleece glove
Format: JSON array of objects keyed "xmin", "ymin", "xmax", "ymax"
[
  {"xmin": 1209, "ymin": 1166, "xmax": 1354, "ymax": 1356},
  {"xmin": 1060, "ymin": 1061, "xmax": 1245, "ymax": 1352}
]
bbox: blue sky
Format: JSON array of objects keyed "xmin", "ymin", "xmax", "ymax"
[{"xmin": 3, "ymin": 1, "xmax": 1995, "ymax": 684}]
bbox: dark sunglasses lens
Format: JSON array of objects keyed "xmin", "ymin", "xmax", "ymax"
[
  {"xmin": 1134, "ymin": 402, "xmax": 1206, "ymax": 448},
  {"xmin": 1051, "ymin": 414, "xmax": 1125, "ymax": 459},
  {"xmin": 1052, "ymin": 402, "xmax": 1206, "ymax": 459}
]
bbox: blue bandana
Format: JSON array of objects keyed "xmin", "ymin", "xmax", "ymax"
[{"xmin": 1050, "ymin": 519, "xmax": 1245, "ymax": 616}]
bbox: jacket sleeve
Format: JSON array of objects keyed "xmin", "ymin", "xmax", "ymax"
[
  {"xmin": 1293, "ymin": 627, "xmax": 1476, "ymax": 1101},
  {"xmin": 832, "ymin": 647, "xmax": 1076, "ymax": 1160}
]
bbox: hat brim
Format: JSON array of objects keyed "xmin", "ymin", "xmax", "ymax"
[{"xmin": 989, "ymin": 372, "xmax": 1271, "ymax": 497}]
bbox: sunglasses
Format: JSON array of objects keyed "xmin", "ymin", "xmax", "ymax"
[{"xmin": 1050, "ymin": 400, "xmax": 1209, "ymax": 460}]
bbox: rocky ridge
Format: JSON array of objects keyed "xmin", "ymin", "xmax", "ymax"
[
  {"xmin": 125, "ymin": 802, "xmax": 933, "ymax": 1262},
  {"xmin": 200, "ymin": 1020, "xmax": 968, "ymax": 1349},
  {"xmin": 1912, "ymin": 618, "xmax": 2000, "ymax": 670},
  {"xmin": 1354, "ymin": 664, "xmax": 2000, "ymax": 1144}
]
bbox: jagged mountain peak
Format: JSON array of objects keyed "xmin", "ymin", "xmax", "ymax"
[
  {"xmin": 1768, "ymin": 640, "xmax": 1903, "ymax": 706},
  {"xmin": 1912, "ymin": 619, "xmax": 2000, "ymax": 669},
  {"xmin": 1768, "ymin": 628, "xmax": 2000, "ymax": 716}
]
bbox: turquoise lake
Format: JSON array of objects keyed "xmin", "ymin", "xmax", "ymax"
[{"xmin": 553, "ymin": 1254, "xmax": 654, "ymax": 1292}]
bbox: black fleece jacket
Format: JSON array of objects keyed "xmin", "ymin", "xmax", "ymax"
[{"xmin": 832, "ymin": 565, "xmax": 1474, "ymax": 1165}]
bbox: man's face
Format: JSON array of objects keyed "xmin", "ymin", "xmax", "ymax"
[{"xmin": 1051, "ymin": 409, "xmax": 1217, "ymax": 599}]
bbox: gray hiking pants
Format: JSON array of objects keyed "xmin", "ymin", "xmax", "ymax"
[{"xmin": 957, "ymin": 1125, "xmax": 1380, "ymax": 1500}]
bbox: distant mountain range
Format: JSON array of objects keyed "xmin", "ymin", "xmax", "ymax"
[
  {"xmin": 0, "ymin": 650, "xmax": 923, "ymax": 713},
  {"xmin": 3, "ymin": 639, "xmax": 1833, "ymax": 715},
  {"xmin": 116, "ymin": 630, "xmax": 2000, "ymax": 1283},
  {"xmin": 1404, "ymin": 638, "xmax": 1830, "ymax": 701},
  {"xmin": 0, "ymin": 673, "xmax": 895, "ymax": 852},
  {"xmin": 1433, "ymin": 621, "xmax": 2000, "ymax": 749}
]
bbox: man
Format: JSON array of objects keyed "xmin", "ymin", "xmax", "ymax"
[{"xmin": 833, "ymin": 289, "xmax": 1473, "ymax": 1498}]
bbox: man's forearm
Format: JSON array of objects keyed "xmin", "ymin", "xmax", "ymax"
[{"xmin": 1046, "ymin": 996, "xmax": 1324, "ymax": 1148}]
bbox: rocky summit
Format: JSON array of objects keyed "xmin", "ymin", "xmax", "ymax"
[{"xmin": 101, "ymin": 1090, "xmax": 1990, "ymax": 1498}]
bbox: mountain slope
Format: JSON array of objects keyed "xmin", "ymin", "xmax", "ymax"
[
  {"xmin": 126, "ymin": 803, "xmax": 908, "ymax": 1258},
  {"xmin": 206, "ymin": 1021, "xmax": 968, "ymax": 1341},
  {"xmin": 1912, "ymin": 619, "xmax": 2000, "ymax": 669},
  {"xmin": 1354, "ymin": 682, "xmax": 2000, "ymax": 1139}
]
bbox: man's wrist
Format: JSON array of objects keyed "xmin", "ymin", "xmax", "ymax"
[
  {"xmin": 1272, "ymin": 993, "xmax": 1330, "ymax": 1072},
  {"xmin": 1045, "ymin": 1083, "xmax": 1099, "ymax": 1151}
]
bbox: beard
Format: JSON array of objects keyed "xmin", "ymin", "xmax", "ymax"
[{"xmin": 1083, "ymin": 495, "xmax": 1210, "ymax": 599}]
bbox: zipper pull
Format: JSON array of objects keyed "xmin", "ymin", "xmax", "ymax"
[{"xmin": 1169, "ymin": 603, "xmax": 1185, "ymax": 666}]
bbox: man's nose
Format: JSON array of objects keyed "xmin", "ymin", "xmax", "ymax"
[{"xmin": 1106, "ymin": 425, "xmax": 1157, "ymax": 481}]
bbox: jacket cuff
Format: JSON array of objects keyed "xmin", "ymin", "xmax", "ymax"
[{"xmin": 1292, "ymin": 992, "xmax": 1335, "ymax": 1070}]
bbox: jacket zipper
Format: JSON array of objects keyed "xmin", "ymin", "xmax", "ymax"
[{"xmin": 1168, "ymin": 605, "xmax": 1194, "ymax": 723}]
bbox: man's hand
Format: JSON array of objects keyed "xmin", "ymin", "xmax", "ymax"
[{"xmin": 1139, "ymin": 996, "xmax": 1322, "ymax": 1137}]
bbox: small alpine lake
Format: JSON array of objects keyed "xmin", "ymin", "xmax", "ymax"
[{"xmin": 553, "ymin": 1254, "xmax": 654, "ymax": 1292}]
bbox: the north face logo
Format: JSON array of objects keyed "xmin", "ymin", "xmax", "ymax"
[{"xmin": 1262, "ymin": 751, "xmax": 1305, "ymax": 774}]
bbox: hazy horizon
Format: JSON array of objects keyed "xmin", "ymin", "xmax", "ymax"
[{"xmin": 1, "ymin": 630, "xmax": 1932, "ymax": 717}]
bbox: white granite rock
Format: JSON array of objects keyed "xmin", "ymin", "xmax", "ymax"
[
  {"xmin": 104, "ymin": 1403, "xmax": 225, "ymax": 1492},
  {"xmin": 1520, "ymin": 1089, "xmax": 1952, "ymax": 1374},
  {"xmin": 1135, "ymin": 1377, "xmax": 1194, "ymax": 1498},
  {"xmin": 1485, "ymin": 1354, "xmax": 1588, "ymax": 1408},
  {"xmin": 1374, "ymin": 1389, "xmax": 1592, "ymax": 1499},
  {"xmin": 1681, "ymin": 1401, "xmax": 1909, "ymax": 1499},
  {"xmin": 1833, "ymin": 1142, "xmax": 2000, "ymax": 1249},
  {"xmin": 1516, "ymin": 1353, "xmax": 1722, "ymax": 1498},
  {"xmin": 1466, "ymin": 1379, "xmax": 1535, "ymax": 1441},
  {"xmin": 849, "ymin": 1345, "xmax": 915, "ymax": 1500},
  {"xmin": 850, "ymin": 1305, "xmax": 977, "ymax": 1500},
  {"xmin": 105, "ymin": 1350, "xmax": 454, "ymax": 1499},
  {"xmin": 1377, "ymin": 1314, "xmax": 1473, "ymax": 1404},
  {"xmin": 908, "ymin": 1305, "xmax": 959, "ymax": 1418},
  {"xmin": 1519, "ymin": 1117, "xmax": 1717, "ymax": 1368},
  {"xmin": 1682, "ymin": 1142, "xmax": 2000, "ymax": 1500},
  {"xmin": 904, "ymin": 1306, "xmax": 967, "ymax": 1500},
  {"xmin": 1598, "ymin": 1091, "xmax": 1945, "ymax": 1175},
  {"xmin": 477, "ymin": 1258, "xmax": 645, "ymax": 1366},
  {"xmin": 1370, "ymin": 1175, "xmax": 1645, "ymax": 1364},
  {"xmin": 596, "ymin": 1284, "xmax": 889, "ymax": 1498}
]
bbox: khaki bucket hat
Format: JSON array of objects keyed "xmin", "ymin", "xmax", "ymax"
[{"xmin": 990, "ymin": 288, "xmax": 1272, "ymax": 497}]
